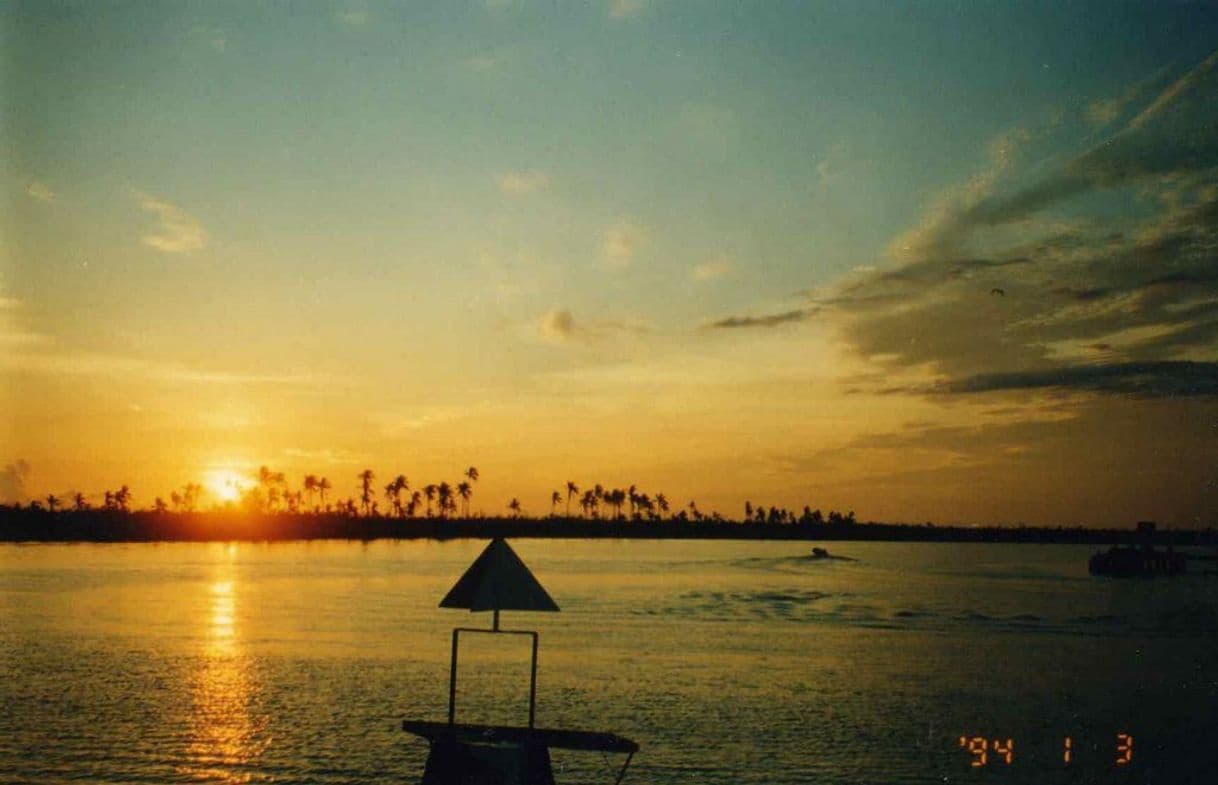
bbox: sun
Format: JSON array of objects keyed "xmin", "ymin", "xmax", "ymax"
[{"xmin": 204, "ymin": 469, "xmax": 250, "ymax": 504}]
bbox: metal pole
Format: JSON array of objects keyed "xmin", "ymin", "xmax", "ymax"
[
  {"xmin": 528, "ymin": 632, "xmax": 539, "ymax": 729},
  {"xmin": 614, "ymin": 751, "xmax": 635, "ymax": 785},
  {"xmin": 448, "ymin": 629, "xmax": 459, "ymax": 725},
  {"xmin": 493, "ymin": 608, "xmax": 500, "ymax": 631}
]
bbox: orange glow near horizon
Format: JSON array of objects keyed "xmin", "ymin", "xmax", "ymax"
[{"xmin": 205, "ymin": 469, "xmax": 252, "ymax": 505}]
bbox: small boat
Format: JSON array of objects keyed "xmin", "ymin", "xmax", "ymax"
[
  {"xmin": 1089, "ymin": 545, "xmax": 1186, "ymax": 577},
  {"xmin": 1089, "ymin": 521, "xmax": 1186, "ymax": 577},
  {"xmin": 809, "ymin": 547, "xmax": 856, "ymax": 561}
]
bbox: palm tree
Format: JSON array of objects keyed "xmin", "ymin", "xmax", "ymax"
[
  {"xmin": 507, "ymin": 498, "xmax": 522, "ymax": 518},
  {"xmin": 304, "ymin": 475, "xmax": 319, "ymax": 510},
  {"xmin": 550, "ymin": 491, "xmax": 561, "ymax": 517},
  {"xmin": 73, "ymin": 492, "xmax": 88, "ymax": 511},
  {"xmin": 153, "ymin": 497, "xmax": 168, "ymax": 513},
  {"xmin": 384, "ymin": 482, "xmax": 400, "ymax": 517},
  {"xmin": 463, "ymin": 467, "xmax": 478, "ymax": 514},
  {"xmin": 357, "ymin": 469, "xmax": 375, "ymax": 516},
  {"xmin": 45, "ymin": 494, "xmax": 59, "ymax": 512},
  {"xmin": 423, "ymin": 484, "xmax": 438, "ymax": 517},
  {"xmin": 608, "ymin": 488, "xmax": 626, "ymax": 519},
  {"xmin": 458, "ymin": 481, "xmax": 473, "ymax": 518},
  {"xmin": 258, "ymin": 466, "xmax": 285, "ymax": 512},
  {"xmin": 635, "ymin": 492, "xmax": 653, "ymax": 521},
  {"xmin": 115, "ymin": 485, "xmax": 132, "ymax": 512},
  {"xmin": 437, "ymin": 481, "xmax": 454, "ymax": 519},
  {"xmin": 407, "ymin": 490, "xmax": 422, "ymax": 517},
  {"xmin": 565, "ymin": 481, "xmax": 578, "ymax": 518},
  {"xmin": 318, "ymin": 477, "xmax": 331, "ymax": 510},
  {"xmin": 388, "ymin": 475, "xmax": 408, "ymax": 517},
  {"xmin": 655, "ymin": 493, "xmax": 669, "ymax": 519},
  {"xmin": 183, "ymin": 483, "xmax": 202, "ymax": 513}
]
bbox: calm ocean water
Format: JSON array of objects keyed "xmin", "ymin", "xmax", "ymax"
[{"xmin": 1, "ymin": 539, "xmax": 1215, "ymax": 785}]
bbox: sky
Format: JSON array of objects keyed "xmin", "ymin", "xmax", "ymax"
[{"xmin": 2, "ymin": 1, "xmax": 1217, "ymax": 526}]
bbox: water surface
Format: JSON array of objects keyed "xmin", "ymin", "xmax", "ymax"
[{"xmin": 2, "ymin": 540, "xmax": 1215, "ymax": 784}]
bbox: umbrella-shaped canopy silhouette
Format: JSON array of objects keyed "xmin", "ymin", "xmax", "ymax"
[{"xmin": 439, "ymin": 537, "xmax": 559, "ymax": 614}]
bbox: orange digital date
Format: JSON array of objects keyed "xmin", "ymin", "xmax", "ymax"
[{"xmin": 957, "ymin": 732, "xmax": 1133, "ymax": 766}]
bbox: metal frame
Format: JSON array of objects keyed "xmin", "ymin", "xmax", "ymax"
[{"xmin": 448, "ymin": 624, "xmax": 540, "ymax": 729}]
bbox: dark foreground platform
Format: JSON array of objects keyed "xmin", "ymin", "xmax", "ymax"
[
  {"xmin": 402, "ymin": 721, "xmax": 638, "ymax": 785},
  {"xmin": 402, "ymin": 720, "xmax": 638, "ymax": 753}
]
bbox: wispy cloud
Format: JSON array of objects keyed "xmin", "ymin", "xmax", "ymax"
[
  {"xmin": 603, "ymin": 222, "xmax": 646, "ymax": 268},
  {"xmin": 0, "ymin": 293, "xmax": 49, "ymax": 350},
  {"xmin": 336, "ymin": 4, "xmax": 371, "ymax": 29},
  {"xmin": 609, "ymin": 0, "xmax": 647, "ymax": 20},
  {"xmin": 537, "ymin": 308, "xmax": 652, "ymax": 344},
  {"xmin": 1, "ymin": 343, "xmax": 329, "ymax": 389},
  {"xmin": 138, "ymin": 194, "xmax": 207, "ymax": 254},
  {"xmin": 1083, "ymin": 66, "xmax": 1169, "ymax": 127},
  {"xmin": 691, "ymin": 256, "xmax": 733, "ymax": 282},
  {"xmin": 498, "ymin": 170, "xmax": 551, "ymax": 195},
  {"xmin": 0, "ymin": 459, "xmax": 31, "ymax": 504},
  {"xmin": 815, "ymin": 143, "xmax": 851, "ymax": 188},
  {"xmin": 958, "ymin": 50, "xmax": 1218, "ymax": 231},
  {"xmin": 373, "ymin": 407, "xmax": 469, "ymax": 437},
  {"xmin": 819, "ymin": 49, "xmax": 1218, "ymax": 401},
  {"xmin": 1127, "ymin": 49, "xmax": 1218, "ymax": 130},
  {"xmin": 886, "ymin": 127, "xmax": 1030, "ymax": 263},
  {"xmin": 709, "ymin": 308, "xmax": 814, "ymax": 329},
  {"xmin": 467, "ymin": 51, "xmax": 510, "ymax": 72},
  {"xmin": 283, "ymin": 447, "xmax": 361, "ymax": 464},
  {"xmin": 25, "ymin": 181, "xmax": 55, "ymax": 202},
  {"xmin": 539, "ymin": 308, "xmax": 578, "ymax": 342}
]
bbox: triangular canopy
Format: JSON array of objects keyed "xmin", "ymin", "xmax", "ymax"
[{"xmin": 440, "ymin": 538, "xmax": 560, "ymax": 613}]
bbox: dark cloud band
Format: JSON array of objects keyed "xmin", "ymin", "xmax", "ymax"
[
  {"xmin": 708, "ymin": 309, "xmax": 813, "ymax": 329},
  {"xmin": 939, "ymin": 361, "xmax": 1218, "ymax": 398}
]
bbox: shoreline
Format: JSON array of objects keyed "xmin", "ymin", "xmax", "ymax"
[{"xmin": 2, "ymin": 510, "xmax": 1215, "ymax": 546}]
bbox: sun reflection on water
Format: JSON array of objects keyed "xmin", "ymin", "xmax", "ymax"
[{"xmin": 178, "ymin": 545, "xmax": 268, "ymax": 783}]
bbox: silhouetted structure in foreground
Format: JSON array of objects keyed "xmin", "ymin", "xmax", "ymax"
[
  {"xmin": 1089, "ymin": 521, "xmax": 1188, "ymax": 576},
  {"xmin": 402, "ymin": 538, "xmax": 637, "ymax": 784}
]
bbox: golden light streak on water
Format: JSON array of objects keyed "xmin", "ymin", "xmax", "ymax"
[
  {"xmin": 209, "ymin": 580, "xmax": 236, "ymax": 654},
  {"xmin": 178, "ymin": 545, "xmax": 268, "ymax": 783}
]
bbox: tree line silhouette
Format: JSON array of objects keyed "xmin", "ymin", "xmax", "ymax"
[
  {"xmin": 8, "ymin": 465, "xmax": 1214, "ymax": 546},
  {"xmin": 12, "ymin": 464, "xmax": 859, "ymax": 528}
]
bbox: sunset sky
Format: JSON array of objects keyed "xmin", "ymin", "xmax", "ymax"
[{"xmin": 3, "ymin": 1, "xmax": 1217, "ymax": 526}]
